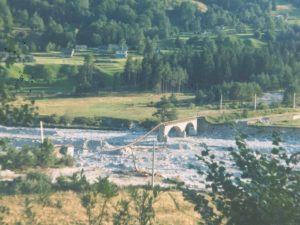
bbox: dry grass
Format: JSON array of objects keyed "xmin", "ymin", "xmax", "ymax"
[
  {"xmin": 0, "ymin": 190, "xmax": 199, "ymax": 225},
  {"xmin": 192, "ymin": 1, "xmax": 208, "ymax": 13},
  {"xmin": 276, "ymin": 4, "xmax": 292, "ymax": 11},
  {"xmin": 167, "ymin": 0, "xmax": 208, "ymax": 13},
  {"xmin": 33, "ymin": 55, "xmax": 84, "ymax": 66}
]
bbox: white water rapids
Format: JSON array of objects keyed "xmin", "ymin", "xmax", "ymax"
[{"xmin": 0, "ymin": 125, "xmax": 299, "ymax": 188}]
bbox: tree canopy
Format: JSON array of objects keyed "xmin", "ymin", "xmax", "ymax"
[{"xmin": 184, "ymin": 133, "xmax": 300, "ymax": 225}]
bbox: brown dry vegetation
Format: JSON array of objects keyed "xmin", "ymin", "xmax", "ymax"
[
  {"xmin": 0, "ymin": 190, "xmax": 200, "ymax": 225},
  {"xmin": 192, "ymin": 1, "xmax": 208, "ymax": 12},
  {"xmin": 276, "ymin": 4, "xmax": 292, "ymax": 11}
]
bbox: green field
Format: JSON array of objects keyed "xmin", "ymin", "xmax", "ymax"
[
  {"xmin": 32, "ymin": 51, "xmax": 131, "ymax": 76},
  {"xmin": 30, "ymin": 93, "xmax": 202, "ymax": 121},
  {"xmin": 4, "ymin": 50, "xmax": 142, "ymax": 97},
  {"xmin": 18, "ymin": 93, "xmax": 224, "ymax": 122}
]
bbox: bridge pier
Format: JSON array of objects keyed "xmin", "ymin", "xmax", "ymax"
[{"xmin": 157, "ymin": 126, "xmax": 167, "ymax": 142}]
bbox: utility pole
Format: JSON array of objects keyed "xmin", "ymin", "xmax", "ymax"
[
  {"xmin": 152, "ymin": 141, "xmax": 155, "ymax": 189},
  {"xmin": 220, "ymin": 93, "xmax": 223, "ymax": 111},
  {"xmin": 293, "ymin": 93, "xmax": 296, "ymax": 109},
  {"xmin": 40, "ymin": 121, "xmax": 44, "ymax": 144},
  {"xmin": 254, "ymin": 94, "xmax": 257, "ymax": 111}
]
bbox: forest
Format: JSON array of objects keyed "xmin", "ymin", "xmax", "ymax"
[
  {"xmin": 0, "ymin": 0, "xmax": 277, "ymax": 50},
  {"xmin": 0, "ymin": 0, "xmax": 300, "ymax": 109}
]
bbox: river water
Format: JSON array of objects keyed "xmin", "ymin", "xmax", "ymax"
[{"xmin": 0, "ymin": 125, "xmax": 299, "ymax": 188}]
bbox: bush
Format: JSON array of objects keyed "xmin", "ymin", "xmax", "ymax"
[
  {"xmin": 13, "ymin": 172, "xmax": 52, "ymax": 195},
  {"xmin": 188, "ymin": 103, "xmax": 195, "ymax": 109},
  {"xmin": 257, "ymin": 102, "xmax": 269, "ymax": 110},
  {"xmin": 24, "ymin": 65, "xmax": 60, "ymax": 84},
  {"xmin": 0, "ymin": 140, "xmax": 38, "ymax": 170},
  {"xmin": 195, "ymin": 90, "xmax": 207, "ymax": 105},
  {"xmin": 73, "ymin": 117, "xmax": 97, "ymax": 126},
  {"xmin": 0, "ymin": 138, "xmax": 73, "ymax": 170},
  {"xmin": 36, "ymin": 139, "xmax": 56, "ymax": 168},
  {"xmin": 140, "ymin": 119, "xmax": 159, "ymax": 129},
  {"xmin": 57, "ymin": 155, "xmax": 74, "ymax": 167},
  {"xmin": 242, "ymin": 109, "xmax": 249, "ymax": 118},
  {"xmin": 59, "ymin": 115, "xmax": 72, "ymax": 126},
  {"xmin": 55, "ymin": 171, "xmax": 90, "ymax": 192},
  {"xmin": 270, "ymin": 102, "xmax": 281, "ymax": 108},
  {"xmin": 153, "ymin": 95, "xmax": 178, "ymax": 122},
  {"xmin": 185, "ymin": 134, "xmax": 300, "ymax": 225},
  {"xmin": 169, "ymin": 93, "xmax": 178, "ymax": 106},
  {"xmin": 41, "ymin": 114, "xmax": 60, "ymax": 124}
]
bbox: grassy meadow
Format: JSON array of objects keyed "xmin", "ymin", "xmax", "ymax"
[
  {"xmin": 32, "ymin": 51, "xmax": 130, "ymax": 76},
  {"xmin": 31, "ymin": 93, "xmax": 203, "ymax": 121}
]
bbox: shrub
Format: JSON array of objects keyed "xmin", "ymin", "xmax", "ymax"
[
  {"xmin": 257, "ymin": 102, "xmax": 269, "ymax": 110},
  {"xmin": 55, "ymin": 171, "xmax": 90, "ymax": 192},
  {"xmin": 59, "ymin": 115, "xmax": 73, "ymax": 126},
  {"xmin": 195, "ymin": 90, "xmax": 207, "ymax": 105},
  {"xmin": 0, "ymin": 138, "xmax": 73, "ymax": 171},
  {"xmin": 73, "ymin": 117, "xmax": 97, "ymax": 126},
  {"xmin": 41, "ymin": 114, "xmax": 60, "ymax": 124},
  {"xmin": 36, "ymin": 139, "xmax": 56, "ymax": 168},
  {"xmin": 184, "ymin": 133, "xmax": 300, "ymax": 225},
  {"xmin": 14, "ymin": 172, "xmax": 52, "ymax": 195}
]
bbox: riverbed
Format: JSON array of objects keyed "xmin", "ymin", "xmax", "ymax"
[{"xmin": 0, "ymin": 125, "xmax": 299, "ymax": 188}]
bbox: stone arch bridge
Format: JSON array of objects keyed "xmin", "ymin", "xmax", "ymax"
[{"xmin": 157, "ymin": 117, "xmax": 198, "ymax": 142}]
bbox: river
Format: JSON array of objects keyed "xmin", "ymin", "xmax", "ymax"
[{"xmin": 0, "ymin": 124, "xmax": 299, "ymax": 188}]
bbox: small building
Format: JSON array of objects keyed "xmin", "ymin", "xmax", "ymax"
[
  {"xmin": 61, "ymin": 48, "xmax": 75, "ymax": 58},
  {"xmin": 115, "ymin": 48, "xmax": 128, "ymax": 58},
  {"xmin": 98, "ymin": 44, "xmax": 128, "ymax": 58},
  {"xmin": 75, "ymin": 45, "xmax": 88, "ymax": 51}
]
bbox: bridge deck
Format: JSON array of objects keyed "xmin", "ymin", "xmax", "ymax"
[{"xmin": 162, "ymin": 117, "xmax": 198, "ymax": 126}]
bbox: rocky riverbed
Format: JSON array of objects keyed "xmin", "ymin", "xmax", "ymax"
[{"xmin": 0, "ymin": 124, "xmax": 299, "ymax": 188}]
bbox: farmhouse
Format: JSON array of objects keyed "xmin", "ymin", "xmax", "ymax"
[
  {"xmin": 98, "ymin": 44, "xmax": 128, "ymax": 58},
  {"xmin": 115, "ymin": 48, "xmax": 128, "ymax": 58}
]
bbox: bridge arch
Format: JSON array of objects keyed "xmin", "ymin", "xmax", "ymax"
[
  {"xmin": 185, "ymin": 122, "xmax": 197, "ymax": 136},
  {"xmin": 168, "ymin": 126, "xmax": 184, "ymax": 137},
  {"xmin": 157, "ymin": 117, "xmax": 199, "ymax": 142}
]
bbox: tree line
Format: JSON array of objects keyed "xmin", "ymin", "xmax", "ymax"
[{"xmin": 121, "ymin": 26, "xmax": 300, "ymax": 104}]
